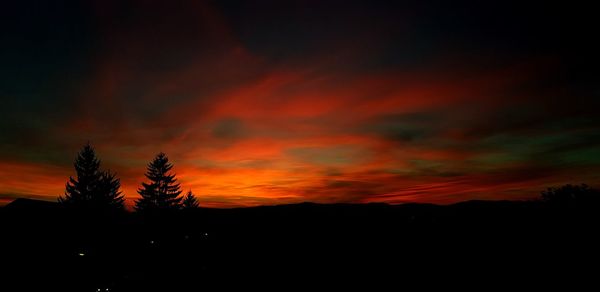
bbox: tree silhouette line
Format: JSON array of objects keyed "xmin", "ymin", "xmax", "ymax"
[
  {"xmin": 58, "ymin": 144, "xmax": 600, "ymax": 213},
  {"xmin": 59, "ymin": 143, "xmax": 199, "ymax": 212},
  {"xmin": 540, "ymin": 183, "xmax": 600, "ymax": 207}
]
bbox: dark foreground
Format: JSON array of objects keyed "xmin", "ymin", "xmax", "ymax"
[{"xmin": 2, "ymin": 199, "xmax": 599, "ymax": 290}]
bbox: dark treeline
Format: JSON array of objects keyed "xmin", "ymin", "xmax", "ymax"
[
  {"xmin": 58, "ymin": 143, "xmax": 199, "ymax": 213},
  {"xmin": 1, "ymin": 144, "xmax": 600, "ymax": 290}
]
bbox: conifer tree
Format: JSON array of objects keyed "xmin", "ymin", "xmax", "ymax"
[
  {"xmin": 59, "ymin": 143, "xmax": 102, "ymax": 207},
  {"xmin": 182, "ymin": 190, "xmax": 200, "ymax": 209},
  {"xmin": 95, "ymin": 170, "xmax": 125, "ymax": 211},
  {"xmin": 58, "ymin": 143, "xmax": 125, "ymax": 211},
  {"xmin": 135, "ymin": 152, "xmax": 183, "ymax": 212}
]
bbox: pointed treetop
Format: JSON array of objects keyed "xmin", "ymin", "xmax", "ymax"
[
  {"xmin": 182, "ymin": 190, "xmax": 200, "ymax": 209},
  {"xmin": 135, "ymin": 152, "xmax": 183, "ymax": 212},
  {"xmin": 59, "ymin": 143, "xmax": 124, "ymax": 211}
]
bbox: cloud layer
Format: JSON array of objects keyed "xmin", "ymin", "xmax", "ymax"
[{"xmin": 1, "ymin": 0, "xmax": 599, "ymax": 207}]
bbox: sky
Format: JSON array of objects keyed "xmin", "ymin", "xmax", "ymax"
[{"xmin": 1, "ymin": 0, "xmax": 599, "ymax": 208}]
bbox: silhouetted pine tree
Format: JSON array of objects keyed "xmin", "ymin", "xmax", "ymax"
[
  {"xmin": 135, "ymin": 153, "xmax": 183, "ymax": 212},
  {"xmin": 58, "ymin": 143, "xmax": 125, "ymax": 211},
  {"xmin": 182, "ymin": 190, "xmax": 200, "ymax": 209},
  {"xmin": 59, "ymin": 143, "xmax": 102, "ymax": 207},
  {"xmin": 95, "ymin": 170, "xmax": 125, "ymax": 210}
]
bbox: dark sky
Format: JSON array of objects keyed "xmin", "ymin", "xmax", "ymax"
[{"xmin": 1, "ymin": 0, "xmax": 599, "ymax": 207}]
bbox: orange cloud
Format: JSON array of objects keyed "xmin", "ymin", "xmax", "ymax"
[
  {"xmin": 0, "ymin": 161, "xmax": 70, "ymax": 200},
  {"xmin": 2, "ymin": 1, "xmax": 596, "ymax": 208}
]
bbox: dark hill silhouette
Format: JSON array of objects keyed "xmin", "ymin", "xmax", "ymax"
[
  {"xmin": 2, "ymin": 197, "xmax": 599, "ymax": 290},
  {"xmin": 4, "ymin": 197, "xmax": 60, "ymax": 211}
]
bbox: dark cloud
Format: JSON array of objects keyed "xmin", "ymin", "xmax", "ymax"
[
  {"xmin": 1, "ymin": 0, "xmax": 599, "ymax": 206},
  {"xmin": 212, "ymin": 118, "xmax": 245, "ymax": 140},
  {"xmin": 286, "ymin": 146, "xmax": 370, "ymax": 167},
  {"xmin": 362, "ymin": 112, "xmax": 441, "ymax": 143}
]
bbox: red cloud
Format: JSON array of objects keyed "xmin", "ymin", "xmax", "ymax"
[{"xmin": 0, "ymin": 2, "xmax": 591, "ymax": 208}]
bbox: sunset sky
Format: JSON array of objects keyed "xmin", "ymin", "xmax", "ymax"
[{"xmin": 1, "ymin": 0, "xmax": 599, "ymax": 207}]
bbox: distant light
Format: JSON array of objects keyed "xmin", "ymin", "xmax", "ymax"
[
  {"xmin": 78, "ymin": 253, "xmax": 85, "ymax": 257},
  {"xmin": 150, "ymin": 240, "xmax": 154, "ymax": 244},
  {"xmin": 97, "ymin": 289, "xmax": 100, "ymax": 292},
  {"xmin": 204, "ymin": 233, "xmax": 208, "ymax": 236}
]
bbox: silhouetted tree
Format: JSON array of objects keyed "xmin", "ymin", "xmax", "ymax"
[
  {"xmin": 182, "ymin": 190, "xmax": 200, "ymax": 209},
  {"xmin": 59, "ymin": 143, "xmax": 101, "ymax": 207},
  {"xmin": 541, "ymin": 183, "xmax": 600, "ymax": 207},
  {"xmin": 95, "ymin": 170, "xmax": 125, "ymax": 210},
  {"xmin": 135, "ymin": 153, "xmax": 183, "ymax": 212},
  {"xmin": 59, "ymin": 143, "xmax": 125, "ymax": 211}
]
